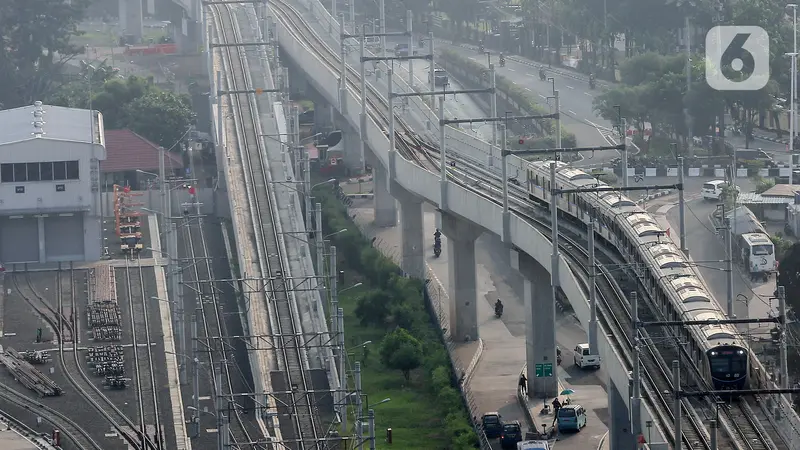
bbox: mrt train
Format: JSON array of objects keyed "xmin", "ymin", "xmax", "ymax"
[{"xmin": 525, "ymin": 161, "xmax": 749, "ymax": 391}]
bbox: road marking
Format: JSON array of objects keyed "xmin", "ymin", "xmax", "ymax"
[
  {"xmin": 583, "ymin": 92, "xmax": 593, "ymax": 97},
  {"xmin": 568, "ymin": 110, "xmax": 577, "ymax": 115},
  {"xmin": 539, "ymin": 94, "xmax": 547, "ymax": 100},
  {"xmin": 525, "ymin": 87, "xmax": 531, "ymax": 91},
  {"xmin": 526, "ymin": 73, "xmax": 536, "ymax": 77},
  {"xmin": 566, "ymin": 85, "xmax": 574, "ymax": 89},
  {"xmin": 506, "ymin": 67, "xmax": 515, "ymax": 71},
  {"xmin": 469, "ymin": 57, "xmax": 477, "ymax": 61}
]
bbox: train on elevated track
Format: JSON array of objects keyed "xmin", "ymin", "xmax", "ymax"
[{"xmin": 526, "ymin": 161, "xmax": 749, "ymax": 392}]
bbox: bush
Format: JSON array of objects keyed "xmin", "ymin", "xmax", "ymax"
[
  {"xmin": 439, "ymin": 49, "xmax": 577, "ymax": 148},
  {"xmin": 314, "ymin": 186, "xmax": 478, "ymax": 447}
]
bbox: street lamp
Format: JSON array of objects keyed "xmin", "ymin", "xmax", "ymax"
[
  {"xmin": 325, "ymin": 228, "xmax": 348, "ymax": 239},
  {"xmin": 788, "ymin": 5, "xmax": 798, "ymax": 185},
  {"xmin": 339, "ymin": 282, "xmax": 363, "ymax": 294}
]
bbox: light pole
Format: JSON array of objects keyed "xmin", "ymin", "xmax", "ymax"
[
  {"xmin": 790, "ymin": 5, "xmax": 798, "ymax": 186},
  {"xmin": 546, "ymin": 77, "xmax": 561, "ymax": 149}
]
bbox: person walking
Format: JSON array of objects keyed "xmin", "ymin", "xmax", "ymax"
[{"xmin": 518, "ymin": 373, "xmax": 527, "ymax": 395}]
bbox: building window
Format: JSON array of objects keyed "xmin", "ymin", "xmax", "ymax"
[
  {"xmin": 15, "ymin": 186, "xmax": 24, "ymax": 193},
  {"xmin": 56, "ymin": 184, "xmax": 65, "ymax": 192},
  {"xmin": 0, "ymin": 160, "xmax": 79, "ymax": 183},
  {"xmin": 26, "ymin": 163, "xmax": 40, "ymax": 181},
  {"xmin": 66, "ymin": 161, "xmax": 79, "ymax": 180},
  {"xmin": 40, "ymin": 162, "xmax": 53, "ymax": 180},
  {"xmin": 53, "ymin": 161, "xmax": 66, "ymax": 180},
  {"xmin": 0, "ymin": 164, "xmax": 12, "ymax": 182},
  {"xmin": 13, "ymin": 163, "xmax": 27, "ymax": 182}
]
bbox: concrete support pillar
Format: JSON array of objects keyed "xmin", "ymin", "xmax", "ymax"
[
  {"xmin": 441, "ymin": 213, "xmax": 483, "ymax": 342},
  {"xmin": 372, "ymin": 164, "xmax": 397, "ymax": 227},
  {"xmin": 394, "ymin": 186, "xmax": 424, "ymax": 279},
  {"xmin": 516, "ymin": 251, "xmax": 557, "ymax": 399},
  {"xmin": 118, "ymin": 0, "xmax": 143, "ymax": 44},
  {"xmin": 38, "ymin": 217, "xmax": 46, "ymax": 263},
  {"xmin": 609, "ymin": 379, "xmax": 635, "ymax": 450},
  {"xmin": 342, "ymin": 131, "xmax": 361, "ymax": 175}
]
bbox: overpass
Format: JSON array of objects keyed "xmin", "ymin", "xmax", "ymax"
[{"xmin": 203, "ymin": 1, "xmax": 800, "ymax": 449}]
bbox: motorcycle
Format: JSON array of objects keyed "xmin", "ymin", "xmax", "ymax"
[
  {"xmin": 433, "ymin": 244, "xmax": 441, "ymax": 257},
  {"xmin": 556, "ymin": 347, "xmax": 562, "ymax": 365},
  {"xmin": 588, "ymin": 75, "xmax": 596, "ymax": 89},
  {"xmin": 499, "ymin": 55, "xmax": 505, "ymax": 67},
  {"xmin": 494, "ymin": 303, "xmax": 503, "ymax": 318}
]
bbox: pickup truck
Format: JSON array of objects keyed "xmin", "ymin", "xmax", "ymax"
[{"xmin": 573, "ymin": 343, "xmax": 600, "ymax": 369}]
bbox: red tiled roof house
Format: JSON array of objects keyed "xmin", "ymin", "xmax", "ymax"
[{"xmin": 101, "ymin": 129, "xmax": 184, "ymax": 190}]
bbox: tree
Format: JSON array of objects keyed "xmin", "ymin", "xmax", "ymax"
[
  {"xmin": 355, "ymin": 290, "xmax": 392, "ymax": 327},
  {"xmin": 123, "ymin": 90, "xmax": 195, "ymax": 149},
  {"xmin": 380, "ymin": 327, "xmax": 423, "ymax": 381},
  {"xmin": 0, "ymin": 0, "xmax": 90, "ymax": 108}
]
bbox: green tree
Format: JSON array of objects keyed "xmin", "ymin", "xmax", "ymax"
[
  {"xmin": 0, "ymin": 0, "xmax": 90, "ymax": 108},
  {"xmin": 380, "ymin": 327, "xmax": 423, "ymax": 381},
  {"xmin": 123, "ymin": 90, "xmax": 195, "ymax": 149},
  {"xmin": 354, "ymin": 289, "xmax": 392, "ymax": 327},
  {"xmin": 777, "ymin": 242, "xmax": 800, "ymax": 312}
]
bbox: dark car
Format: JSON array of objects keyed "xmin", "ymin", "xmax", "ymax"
[
  {"xmin": 500, "ymin": 421, "xmax": 523, "ymax": 448},
  {"xmin": 394, "ymin": 43, "xmax": 409, "ymax": 57},
  {"xmin": 481, "ymin": 412, "xmax": 503, "ymax": 438}
]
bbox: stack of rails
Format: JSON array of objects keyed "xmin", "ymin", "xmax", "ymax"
[
  {"xmin": 86, "ymin": 346, "xmax": 125, "ymax": 377},
  {"xmin": 87, "ymin": 267, "xmax": 121, "ymax": 342},
  {"xmin": 0, "ymin": 347, "xmax": 62, "ymax": 397}
]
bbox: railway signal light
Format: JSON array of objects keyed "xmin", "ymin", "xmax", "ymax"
[
  {"xmin": 518, "ymin": 139, "xmax": 524, "ymax": 145},
  {"xmin": 188, "ymin": 185, "xmax": 196, "ymax": 196}
]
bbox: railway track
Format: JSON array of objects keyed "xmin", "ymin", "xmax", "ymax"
[
  {"xmin": 0, "ymin": 379, "xmax": 102, "ymax": 449},
  {"xmin": 250, "ymin": 2, "xmax": 782, "ymax": 449},
  {"xmin": 122, "ymin": 258, "xmax": 164, "ymax": 449},
  {"xmin": 10, "ymin": 269, "xmax": 145, "ymax": 448},
  {"xmin": 183, "ymin": 213, "xmax": 261, "ymax": 446},
  {"xmin": 212, "ymin": 2, "xmax": 321, "ymax": 447}
]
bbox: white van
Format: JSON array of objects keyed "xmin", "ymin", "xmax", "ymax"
[
  {"xmin": 702, "ymin": 179, "xmax": 727, "ymax": 200},
  {"xmin": 573, "ymin": 343, "xmax": 600, "ymax": 369},
  {"xmin": 517, "ymin": 440, "xmax": 550, "ymax": 450}
]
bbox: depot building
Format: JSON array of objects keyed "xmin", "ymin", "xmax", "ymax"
[{"xmin": 0, "ymin": 102, "xmax": 106, "ymax": 263}]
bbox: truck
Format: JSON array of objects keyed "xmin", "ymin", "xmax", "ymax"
[
  {"xmin": 723, "ymin": 206, "xmax": 775, "ymax": 279},
  {"xmin": 429, "ymin": 68, "xmax": 449, "ymax": 87}
]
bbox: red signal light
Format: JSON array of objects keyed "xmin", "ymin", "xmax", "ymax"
[
  {"xmin": 518, "ymin": 139, "xmax": 524, "ymax": 145},
  {"xmin": 188, "ymin": 186, "xmax": 196, "ymax": 195}
]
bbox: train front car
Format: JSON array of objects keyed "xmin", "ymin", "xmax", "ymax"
[{"xmin": 706, "ymin": 344, "xmax": 749, "ymax": 392}]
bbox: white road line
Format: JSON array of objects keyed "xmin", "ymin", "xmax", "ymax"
[
  {"xmin": 539, "ymin": 94, "xmax": 547, "ymax": 100},
  {"xmin": 568, "ymin": 110, "xmax": 577, "ymax": 115},
  {"xmin": 469, "ymin": 57, "xmax": 477, "ymax": 61},
  {"xmin": 526, "ymin": 73, "xmax": 536, "ymax": 77},
  {"xmin": 525, "ymin": 87, "xmax": 531, "ymax": 91},
  {"xmin": 566, "ymin": 85, "xmax": 574, "ymax": 89},
  {"xmin": 583, "ymin": 92, "xmax": 593, "ymax": 97},
  {"xmin": 506, "ymin": 67, "xmax": 515, "ymax": 71}
]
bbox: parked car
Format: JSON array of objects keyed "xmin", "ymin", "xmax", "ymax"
[
  {"xmin": 481, "ymin": 412, "xmax": 503, "ymax": 438},
  {"xmin": 556, "ymin": 404, "xmax": 587, "ymax": 431}
]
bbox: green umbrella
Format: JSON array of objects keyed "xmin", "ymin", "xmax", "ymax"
[{"xmin": 560, "ymin": 388, "xmax": 575, "ymax": 396}]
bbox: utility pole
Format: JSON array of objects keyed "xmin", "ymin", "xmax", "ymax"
[
  {"xmin": 216, "ymin": 71, "xmax": 222, "ymax": 145},
  {"xmin": 378, "ymin": 0, "xmax": 385, "ymax": 78},
  {"xmin": 315, "ymin": 203, "xmax": 325, "ymax": 300},
  {"xmin": 501, "ymin": 122, "xmax": 509, "ymax": 216},
  {"xmin": 407, "ymin": 10, "xmax": 413, "ymax": 88},
  {"xmin": 428, "ymin": 30, "xmax": 435, "ymax": 132},
  {"xmin": 710, "ymin": 419, "xmax": 718, "ymax": 450},
  {"xmin": 368, "ymin": 409, "xmax": 376, "ymax": 450},
  {"xmin": 349, "ymin": 0, "xmax": 355, "ymax": 28},
  {"xmin": 338, "ymin": 307, "xmax": 346, "ymax": 434},
  {"xmin": 550, "ymin": 162, "xmax": 561, "ymax": 293},
  {"xmin": 684, "ymin": 16, "xmax": 693, "ymax": 154},
  {"xmin": 359, "ymin": 25, "xmax": 367, "ymax": 172},
  {"xmin": 678, "ymin": 156, "xmax": 687, "ymax": 255},
  {"xmin": 724, "ymin": 203, "xmax": 734, "ymax": 318},
  {"xmin": 621, "ymin": 119, "xmax": 629, "ymax": 188},
  {"xmin": 191, "ymin": 309, "xmax": 200, "ymax": 438},
  {"xmin": 588, "ymin": 213, "xmax": 598, "ymax": 355},
  {"xmin": 215, "ymin": 362, "xmax": 224, "ymax": 450},
  {"xmin": 631, "ymin": 292, "xmax": 641, "ymax": 438},
  {"xmin": 779, "ymin": 286, "xmax": 788, "ymax": 391},
  {"xmin": 490, "ymin": 64, "xmax": 497, "ymax": 165},
  {"xmin": 554, "ymin": 89, "xmax": 561, "ymax": 149},
  {"xmin": 388, "ymin": 68, "xmax": 396, "ymax": 161},
  {"xmin": 673, "ymin": 359, "xmax": 682, "ymax": 450},
  {"xmin": 169, "ymin": 221, "xmax": 186, "ymax": 384},
  {"xmin": 355, "ymin": 362, "xmax": 363, "ymax": 450},
  {"xmin": 330, "ymin": 245, "xmax": 338, "ymax": 324},
  {"xmin": 340, "ymin": 14, "xmax": 347, "ymax": 112},
  {"xmin": 331, "ymin": 0, "xmax": 336, "ymax": 31}
]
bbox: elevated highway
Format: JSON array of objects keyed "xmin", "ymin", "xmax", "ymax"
[{"xmin": 260, "ymin": 1, "xmax": 800, "ymax": 448}]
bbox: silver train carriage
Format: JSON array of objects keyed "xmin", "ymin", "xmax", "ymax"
[{"xmin": 525, "ymin": 161, "xmax": 749, "ymax": 391}]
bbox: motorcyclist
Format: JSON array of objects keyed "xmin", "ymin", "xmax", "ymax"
[
  {"xmin": 539, "ymin": 68, "xmax": 546, "ymax": 80},
  {"xmin": 499, "ymin": 52, "xmax": 505, "ymax": 67},
  {"xmin": 479, "ymin": 40, "xmax": 484, "ymax": 53},
  {"xmin": 494, "ymin": 299, "xmax": 504, "ymax": 315},
  {"xmin": 434, "ymin": 229, "xmax": 442, "ymax": 243},
  {"xmin": 589, "ymin": 73, "xmax": 596, "ymax": 88}
]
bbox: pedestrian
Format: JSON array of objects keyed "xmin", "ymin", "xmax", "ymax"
[
  {"xmin": 551, "ymin": 397, "xmax": 561, "ymax": 426},
  {"xmin": 518, "ymin": 373, "xmax": 527, "ymax": 395}
]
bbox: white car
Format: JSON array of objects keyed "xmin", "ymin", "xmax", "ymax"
[{"xmin": 573, "ymin": 343, "xmax": 600, "ymax": 369}]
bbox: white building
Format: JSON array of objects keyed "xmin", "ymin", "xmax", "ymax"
[{"xmin": 0, "ymin": 102, "xmax": 106, "ymax": 263}]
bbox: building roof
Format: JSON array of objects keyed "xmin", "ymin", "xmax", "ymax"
[
  {"xmin": 737, "ymin": 192, "xmax": 794, "ymax": 205},
  {"xmin": 761, "ymin": 183, "xmax": 800, "ymax": 198},
  {"xmin": 0, "ymin": 102, "xmax": 100, "ymax": 145},
  {"xmin": 102, "ymin": 129, "xmax": 184, "ymax": 173}
]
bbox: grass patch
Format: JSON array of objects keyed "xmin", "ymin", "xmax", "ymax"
[{"xmin": 315, "ymin": 186, "xmax": 478, "ymax": 449}]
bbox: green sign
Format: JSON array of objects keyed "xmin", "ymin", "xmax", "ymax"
[{"xmin": 534, "ymin": 363, "xmax": 553, "ymax": 378}]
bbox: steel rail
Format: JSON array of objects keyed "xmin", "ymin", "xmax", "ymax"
[{"xmin": 212, "ymin": 2, "xmax": 321, "ymax": 447}]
